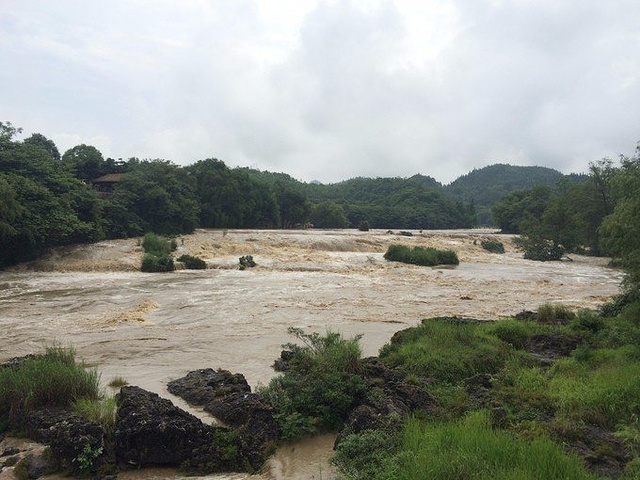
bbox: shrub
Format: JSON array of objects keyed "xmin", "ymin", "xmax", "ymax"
[
  {"xmin": 537, "ymin": 303, "xmax": 575, "ymax": 323},
  {"xmin": 0, "ymin": 346, "xmax": 99, "ymax": 430},
  {"xmin": 176, "ymin": 254, "xmax": 207, "ymax": 270},
  {"xmin": 141, "ymin": 232, "xmax": 173, "ymax": 256},
  {"xmin": 384, "ymin": 244, "xmax": 459, "ymax": 267},
  {"xmin": 480, "ymin": 239, "xmax": 505, "ymax": 254},
  {"xmin": 108, "ymin": 376, "xmax": 128, "ymax": 388},
  {"xmin": 515, "ymin": 235, "xmax": 564, "ymax": 261},
  {"xmin": 257, "ymin": 329, "xmax": 366, "ymax": 441},
  {"xmin": 238, "ymin": 255, "xmax": 256, "ymax": 270},
  {"xmin": 141, "ymin": 253, "xmax": 175, "ymax": 272},
  {"xmin": 358, "ymin": 221, "xmax": 370, "ymax": 232}
]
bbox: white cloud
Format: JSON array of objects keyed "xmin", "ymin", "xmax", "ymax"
[{"xmin": 1, "ymin": 0, "xmax": 639, "ymax": 183}]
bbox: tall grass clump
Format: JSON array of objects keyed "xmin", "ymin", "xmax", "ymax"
[
  {"xmin": 379, "ymin": 318, "xmax": 512, "ymax": 383},
  {"xmin": 257, "ymin": 328, "xmax": 366, "ymax": 441},
  {"xmin": 141, "ymin": 232, "xmax": 173, "ymax": 256},
  {"xmin": 74, "ymin": 396, "xmax": 117, "ymax": 436},
  {"xmin": 384, "ymin": 244, "xmax": 459, "ymax": 267},
  {"xmin": 396, "ymin": 411, "xmax": 597, "ymax": 480},
  {"xmin": 0, "ymin": 346, "xmax": 99, "ymax": 430},
  {"xmin": 537, "ymin": 303, "xmax": 576, "ymax": 323}
]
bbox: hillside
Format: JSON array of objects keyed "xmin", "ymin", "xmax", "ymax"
[{"xmin": 444, "ymin": 164, "xmax": 566, "ymax": 225}]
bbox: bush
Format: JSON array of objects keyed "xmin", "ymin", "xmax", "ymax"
[
  {"xmin": 141, "ymin": 253, "xmax": 175, "ymax": 272},
  {"xmin": 74, "ymin": 397, "xmax": 117, "ymax": 436},
  {"xmin": 515, "ymin": 235, "xmax": 564, "ymax": 261},
  {"xmin": 481, "ymin": 239, "xmax": 505, "ymax": 254},
  {"xmin": 257, "ymin": 329, "xmax": 366, "ymax": 441},
  {"xmin": 358, "ymin": 221, "xmax": 370, "ymax": 232},
  {"xmin": 141, "ymin": 232, "xmax": 173, "ymax": 256},
  {"xmin": 383, "ymin": 244, "xmax": 459, "ymax": 267},
  {"xmin": 176, "ymin": 254, "xmax": 207, "ymax": 270},
  {"xmin": 537, "ymin": 303, "xmax": 575, "ymax": 323},
  {"xmin": 0, "ymin": 346, "xmax": 99, "ymax": 430},
  {"xmin": 238, "ymin": 255, "xmax": 256, "ymax": 270}
]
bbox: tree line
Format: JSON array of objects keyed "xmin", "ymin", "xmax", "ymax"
[
  {"xmin": 492, "ymin": 147, "xmax": 640, "ymax": 293},
  {"xmin": 0, "ymin": 122, "xmax": 474, "ymax": 268}
]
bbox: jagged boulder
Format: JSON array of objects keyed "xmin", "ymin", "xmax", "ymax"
[
  {"xmin": 167, "ymin": 368, "xmax": 250, "ymax": 404},
  {"xmin": 525, "ymin": 333, "xmax": 582, "ymax": 365},
  {"xmin": 23, "ymin": 408, "xmax": 112, "ymax": 475},
  {"xmin": 115, "ymin": 386, "xmax": 241, "ymax": 472}
]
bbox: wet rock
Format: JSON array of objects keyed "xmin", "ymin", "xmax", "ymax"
[
  {"xmin": 24, "ymin": 407, "xmax": 111, "ymax": 474},
  {"xmin": 169, "ymin": 371, "xmax": 281, "ymax": 472},
  {"xmin": 23, "ymin": 452, "xmax": 52, "ymax": 479},
  {"xmin": 515, "ymin": 310, "xmax": 538, "ymax": 321},
  {"xmin": 0, "ymin": 448, "xmax": 19, "ymax": 458},
  {"xmin": 115, "ymin": 386, "xmax": 241, "ymax": 472},
  {"xmin": 525, "ymin": 334, "xmax": 582, "ymax": 365},
  {"xmin": 167, "ymin": 368, "xmax": 250, "ymax": 405}
]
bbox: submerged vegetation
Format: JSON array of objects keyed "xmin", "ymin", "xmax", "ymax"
[{"xmin": 384, "ymin": 244, "xmax": 459, "ymax": 267}]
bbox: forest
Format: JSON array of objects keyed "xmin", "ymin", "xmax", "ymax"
[{"xmin": 1, "ymin": 120, "xmax": 637, "ymax": 277}]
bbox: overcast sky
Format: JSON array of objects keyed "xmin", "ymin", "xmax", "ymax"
[{"xmin": 2, "ymin": 1, "xmax": 639, "ymax": 184}]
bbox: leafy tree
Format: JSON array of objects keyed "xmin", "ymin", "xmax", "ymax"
[
  {"xmin": 492, "ymin": 186, "xmax": 552, "ymax": 234},
  {"xmin": 62, "ymin": 144, "xmax": 105, "ymax": 181},
  {"xmin": 310, "ymin": 201, "xmax": 350, "ymax": 228},
  {"xmin": 23, "ymin": 133, "xmax": 61, "ymax": 161}
]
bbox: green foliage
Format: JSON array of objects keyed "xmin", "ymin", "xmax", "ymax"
[
  {"xmin": 515, "ymin": 234, "xmax": 564, "ymax": 261},
  {"xmin": 258, "ymin": 329, "xmax": 366, "ymax": 441},
  {"xmin": 310, "ymin": 201, "xmax": 350, "ymax": 228},
  {"xmin": 176, "ymin": 254, "xmax": 207, "ymax": 269},
  {"xmin": 73, "ymin": 443, "xmax": 104, "ymax": 475},
  {"xmin": 379, "ymin": 318, "xmax": 511, "ymax": 383},
  {"xmin": 141, "ymin": 232, "xmax": 173, "ymax": 256},
  {"xmin": 395, "ymin": 411, "xmax": 597, "ymax": 480},
  {"xmin": 537, "ymin": 303, "xmax": 576, "ymax": 323},
  {"xmin": 331, "ymin": 427, "xmax": 401, "ymax": 480},
  {"xmin": 107, "ymin": 376, "xmax": 128, "ymax": 388},
  {"xmin": 492, "ymin": 185, "xmax": 553, "ymax": 234},
  {"xmin": 141, "ymin": 253, "xmax": 175, "ymax": 272},
  {"xmin": 74, "ymin": 397, "xmax": 116, "ymax": 436},
  {"xmin": 0, "ymin": 346, "xmax": 99, "ymax": 430},
  {"xmin": 384, "ymin": 244, "xmax": 459, "ymax": 267},
  {"xmin": 238, "ymin": 255, "xmax": 256, "ymax": 270},
  {"xmin": 358, "ymin": 221, "xmax": 370, "ymax": 231},
  {"xmin": 480, "ymin": 239, "xmax": 505, "ymax": 253}
]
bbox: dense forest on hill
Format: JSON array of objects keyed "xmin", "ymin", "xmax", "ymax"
[
  {"xmin": 0, "ymin": 120, "xmax": 624, "ymax": 268},
  {"xmin": 444, "ymin": 164, "xmax": 587, "ymax": 225}
]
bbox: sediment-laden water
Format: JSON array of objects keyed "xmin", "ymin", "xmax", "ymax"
[{"xmin": 0, "ymin": 229, "xmax": 623, "ymax": 479}]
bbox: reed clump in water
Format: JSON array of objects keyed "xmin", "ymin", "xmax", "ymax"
[{"xmin": 383, "ymin": 244, "xmax": 459, "ymax": 266}]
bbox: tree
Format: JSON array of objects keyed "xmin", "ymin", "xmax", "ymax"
[
  {"xmin": 23, "ymin": 133, "xmax": 60, "ymax": 161},
  {"xmin": 62, "ymin": 144, "xmax": 105, "ymax": 181},
  {"xmin": 310, "ymin": 202, "xmax": 350, "ymax": 228}
]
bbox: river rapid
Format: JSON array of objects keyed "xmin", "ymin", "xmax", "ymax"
[{"xmin": 0, "ymin": 229, "xmax": 623, "ymax": 479}]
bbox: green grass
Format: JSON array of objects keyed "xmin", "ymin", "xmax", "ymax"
[
  {"xmin": 141, "ymin": 232, "xmax": 174, "ymax": 256},
  {"xmin": 107, "ymin": 376, "xmax": 128, "ymax": 388},
  {"xmin": 396, "ymin": 411, "xmax": 597, "ymax": 480},
  {"xmin": 0, "ymin": 346, "xmax": 99, "ymax": 430},
  {"xmin": 379, "ymin": 318, "xmax": 513, "ymax": 383},
  {"xmin": 383, "ymin": 244, "xmax": 459, "ymax": 267},
  {"xmin": 538, "ymin": 303, "xmax": 576, "ymax": 322},
  {"xmin": 73, "ymin": 396, "xmax": 117, "ymax": 436}
]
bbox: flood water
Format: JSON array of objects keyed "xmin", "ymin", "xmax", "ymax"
[{"xmin": 0, "ymin": 229, "xmax": 623, "ymax": 480}]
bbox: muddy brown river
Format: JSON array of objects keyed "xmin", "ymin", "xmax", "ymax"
[{"xmin": 0, "ymin": 229, "xmax": 623, "ymax": 479}]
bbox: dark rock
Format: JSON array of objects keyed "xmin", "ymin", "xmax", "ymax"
[
  {"xmin": 525, "ymin": 334, "xmax": 582, "ymax": 365},
  {"xmin": 169, "ymin": 370, "xmax": 281, "ymax": 472},
  {"xmin": 24, "ymin": 452, "xmax": 52, "ymax": 479},
  {"xmin": 360, "ymin": 357, "xmax": 403, "ymax": 384},
  {"xmin": 558, "ymin": 424, "xmax": 632, "ymax": 478},
  {"xmin": 167, "ymin": 368, "xmax": 250, "ymax": 405},
  {"xmin": 24, "ymin": 407, "xmax": 111, "ymax": 474},
  {"xmin": 3, "ymin": 455, "xmax": 19, "ymax": 467},
  {"xmin": 115, "ymin": 386, "xmax": 241, "ymax": 472},
  {"xmin": 1, "ymin": 447, "xmax": 20, "ymax": 457}
]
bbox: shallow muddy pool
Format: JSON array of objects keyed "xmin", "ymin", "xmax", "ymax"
[{"xmin": 0, "ymin": 229, "xmax": 623, "ymax": 479}]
